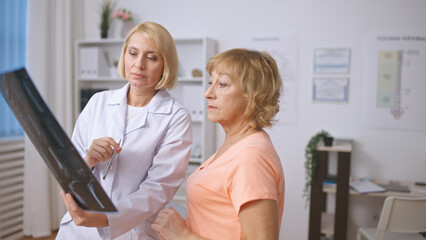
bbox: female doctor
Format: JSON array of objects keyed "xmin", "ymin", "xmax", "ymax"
[{"xmin": 56, "ymin": 22, "xmax": 192, "ymax": 239}]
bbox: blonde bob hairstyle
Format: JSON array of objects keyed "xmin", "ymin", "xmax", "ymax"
[
  {"xmin": 117, "ymin": 22, "xmax": 179, "ymax": 90},
  {"xmin": 206, "ymin": 48, "xmax": 283, "ymax": 129}
]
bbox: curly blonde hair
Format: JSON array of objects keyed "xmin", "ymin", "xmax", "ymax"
[
  {"xmin": 206, "ymin": 48, "xmax": 283, "ymax": 129},
  {"xmin": 117, "ymin": 22, "xmax": 179, "ymax": 90}
]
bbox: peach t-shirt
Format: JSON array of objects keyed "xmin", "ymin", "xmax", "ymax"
[{"xmin": 185, "ymin": 131, "xmax": 285, "ymax": 239}]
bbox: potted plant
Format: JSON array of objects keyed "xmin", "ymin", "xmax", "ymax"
[
  {"xmin": 112, "ymin": 8, "xmax": 134, "ymax": 38},
  {"xmin": 303, "ymin": 130, "xmax": 333, "ymax": 202},
  {"xmin": 100, "ymin": 0, "xmax": 113, "ymax": 38}
]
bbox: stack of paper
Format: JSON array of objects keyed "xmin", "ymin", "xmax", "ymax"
[
  {"xmin": 378, "ymin": 184, "xmax": 410, "ymax": 193},
  {"xmin": 350, "ymin": 181, "xmax": 386, "ymax": 194}
]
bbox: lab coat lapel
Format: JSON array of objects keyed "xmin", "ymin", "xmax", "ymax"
[
  {"xmin": 148, "ymin": 89, "xmax": 174, "ymax": 114},
  {"xmin": 106, "ymin": 84, "xmax": 127, "ymax": 138},
  {"xmin": 103, "ymin": 84, "xmax": 128, "ymax": 197}
]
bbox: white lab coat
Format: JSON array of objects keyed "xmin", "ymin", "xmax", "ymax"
[{"xmin": 57, "ymin": 83, "xmax": 192, "ymax": 240}]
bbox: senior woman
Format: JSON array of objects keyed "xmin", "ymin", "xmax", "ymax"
[
  {"xmin": 152, "ymin": 48, "xmax": 285, "ymax": 240},
  {"xmin": 57, "ymin": 22, "xmax": 192, "ymax": 239}
]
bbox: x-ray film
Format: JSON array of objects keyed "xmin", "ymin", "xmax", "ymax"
[{"xmin": 0, "ymin": 68, "xmax": 117, "ymax": 212}]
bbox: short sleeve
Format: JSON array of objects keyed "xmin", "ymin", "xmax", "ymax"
[{"xmin": 228, "ymin": 147, "xmax": 279, "ymax": 214}]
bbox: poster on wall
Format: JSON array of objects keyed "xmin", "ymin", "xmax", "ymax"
[
  {"xmin": 313, "ymin": 77, "xmax": 349, "ymax": 102},
  {"xmin": 363, "ymin": 33, "xmax": 426, "ymax": 131},
  {"xmin": 234, "ymin": 35, "xmax": 300, "ymax": 126},
  {"xmin": 313, "ymin": 48, "xmax": 351, "ymax": 74}
]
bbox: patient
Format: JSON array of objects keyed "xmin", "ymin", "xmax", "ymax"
[{"xmin": 152, "ymin": 48, "xmax": 285, "ymax": 240}]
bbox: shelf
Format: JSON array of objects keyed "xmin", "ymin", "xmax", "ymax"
[
  {"xmin": 77, "ymin": 38, "xmax": 124, "ymax": 45},
  {"xmin": 190, "ymin": 119, "xmax": 203, "ymax": 124},
  {"xmin": 78, "ymin": 77, "xmax": 125, "ymax": 82},
  {"xmin": 324, "ymin": 180, "xmax": 426, "ymax": 197},
  {"xmin": 309, "ymin": 139, "xmax": 352, "ymax": 240},
  {"xmin": 172, "ymin": 195, "xmax": 187, "ymax": 205},
  {"xmin": 316, "ymin": 139, "xmax": 352, "ymax": 152},
  {"xmin": 178, "ymin": 77, "xmax": 203, "ymax": 83},
  {"xmin": 174, "ymin": 38, "xmax": 206, "ymax": 43},
  {"xmin": 189, "ymin": 157, "xmax": 203, "ymax": 164},
  {"xmin": 77, "ymin": 37, "xmax": 210, "ymax": 45}
]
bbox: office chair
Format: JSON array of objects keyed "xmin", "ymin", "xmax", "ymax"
[{"xmin": 357, "ymin": 196, "xmax": 426, "ymax": 240}]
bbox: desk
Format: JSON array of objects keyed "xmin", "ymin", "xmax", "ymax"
[
  {"xmin": 324, "ymin": 180, "xmax": 426, "ymax": 198},
  {"xmin": 321, "ymin": 181, "xmax": 426, "ymax": 236},
  {"xmin": 308, "ymin": 139, "xmax": 426, "ymax": 240}
]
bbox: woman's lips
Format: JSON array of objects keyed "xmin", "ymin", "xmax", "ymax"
[{"xmin": 131, "ymin": 73, "xmax": 145, "ymax": 78}]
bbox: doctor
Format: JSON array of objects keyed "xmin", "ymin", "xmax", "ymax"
[{"xmin": 57, "ymin": 22, "xmax": 192, "ymax": 239}]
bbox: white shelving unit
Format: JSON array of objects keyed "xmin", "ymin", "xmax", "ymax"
[
  {"xmin": 74, "ymin": 37, "xmax": 217, "ymax": 205},
  {"xmin": 74, "ymin": 38, "xmax": 127, "ymax": 120}
]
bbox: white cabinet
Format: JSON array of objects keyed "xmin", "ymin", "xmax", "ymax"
[
  {"xmin": 74, "ymin": 38, "xmax": 217, "ymax": 192},
  {"xmin": 169, "ymin": 38, "xmax": 217, "ymax": 164}
]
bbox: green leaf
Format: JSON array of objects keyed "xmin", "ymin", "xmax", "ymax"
[{"xmin": 302, "ymin": 129, "xmax": 332, "ymax": 205}]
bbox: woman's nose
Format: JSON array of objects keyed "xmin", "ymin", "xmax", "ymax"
[
  {"xmin": 204, "ymin": 84, "xmax": 214, "ymax": 99},
  {"xmin": 135, "ymin": 57, "xmax": 145, "ymax": 69}
]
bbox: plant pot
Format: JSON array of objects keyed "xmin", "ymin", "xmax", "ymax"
[
  {"xmin": 121, "ymin": 21, "xmax": 134, "ymax": 38},
  {"xmin": 101, "ymin": 30, "xmax": 108, "ymax": 39},
  {"xmin": 323, "ymin": 136, "xmax": 334, "ymax": 146}
]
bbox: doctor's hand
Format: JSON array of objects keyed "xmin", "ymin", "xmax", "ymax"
[
  {"xmin": 85, "ymin": 137, "xmax": 122, "ymax": 168},
  {"xmin": 152, "ymin": 206, "xmax": 201, "ymax": 240},
  {"xmin": 61, "ymin": 191, "xmax": 108, "ymax": 227}
]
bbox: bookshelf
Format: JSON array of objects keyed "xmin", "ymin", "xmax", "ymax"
[{"xmin": 308, "ymin": 139, "xmax": 352, "ymax": 240}]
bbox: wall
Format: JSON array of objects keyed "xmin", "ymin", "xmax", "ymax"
[{"xmin": 81, "ymin": 1, "xmax": 426, "ymax": 239}]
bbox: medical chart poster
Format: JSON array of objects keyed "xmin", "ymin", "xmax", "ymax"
[
  {"xmin": 363, "ymin": 33, "xmax": 426, "ymax": 131},
  {"xmin": 234, "ymin": 35, "xmax": 300, "ymax": 126}
]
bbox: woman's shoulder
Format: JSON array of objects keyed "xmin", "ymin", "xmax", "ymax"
[
  {"xmin": 236, "ymin": 131, "xmax": 280, "ymax": 162},
  {"xmin": 153, "ymin": 90, "xmax": 190, "ymax": 113},
  {"xmin": 241, "ymin": 131, "xmax": 273, "ymax": 148},
  {"xmin": 218, "ymin": 132, "xmax": 276, "ymax": 162}
]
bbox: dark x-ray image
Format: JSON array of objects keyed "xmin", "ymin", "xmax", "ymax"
[{"xmin": 0, "ymin": 68, "xmax": 117, "ymax": 213}]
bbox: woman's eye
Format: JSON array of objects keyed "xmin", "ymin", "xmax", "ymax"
[
  {"xmin": 208, "ymin": 81, "xmax": 213, "ymax": 85},
  {"xmin": 146, "ymin": 55, "xmax": 157, "ymax": 61},
  {"xmin": 129, "ymin": 51, "xmax": 137, "ymax": 56},
  {"xmin": 219, "ymin": 82, "xmax": 228, "ymax": 87}
]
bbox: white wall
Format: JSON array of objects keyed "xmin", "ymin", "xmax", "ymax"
[{"xmin": 81, "ymin": 1, "xmax": 426, "ymax": 239}]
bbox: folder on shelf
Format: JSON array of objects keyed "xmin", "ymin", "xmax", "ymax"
[
  {"xmin": 182, "ymin": 84, "xmax": 203, "ymax": 122},
  {"xmin": 79, "ymin": 47, "xmax": 110, "ymax": 78},
  {"xmin": 0, "ymin": 68, "xmax": 117, "ymax": 212},
  {"xmin": 350, "ymin": 180, "xmax": 386, "ymax": 194},
  {"xmin": 79, "ymin": 47, "xmax": 98, "ymax": 78}
]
